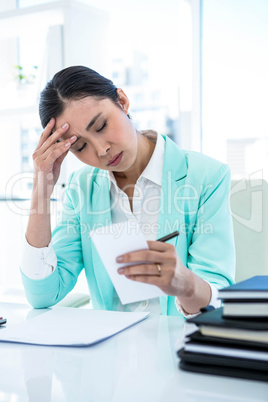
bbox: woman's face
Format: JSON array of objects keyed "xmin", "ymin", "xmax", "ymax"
[{"xmin": 55, "ymin": 90, "xmax": 138, "ymax": 173}]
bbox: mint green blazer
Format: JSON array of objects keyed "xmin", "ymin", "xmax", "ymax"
[{"xmin": 21, "ymin": 136, "xmax": 235, "ymax": 315}]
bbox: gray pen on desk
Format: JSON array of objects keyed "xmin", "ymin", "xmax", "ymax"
[{"xmin": 157, "ymin": 231, "xmax": 179, "ymax": 243}]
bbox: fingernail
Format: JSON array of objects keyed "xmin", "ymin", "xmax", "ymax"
[
  {"xmin": 65, "ymin": 142, "xmax": 71, "ymax": 147},
  {"xmin": 116, "ymin": 256, "xmax": 123, "ymax": 262},
  {"xmin": 70, "ymin": 135, "xmax": 77, "ymax": 140},
  {"xmin": 49, "ymin": 118, "xmax": 54, "ymax": 123},
  {"xmin": 118, "ymin": 268, "xmax": 124, "ymax": 274},
  {"xmin": 62, "ymin": 123, "xmax": 68, "ymax": 129}
]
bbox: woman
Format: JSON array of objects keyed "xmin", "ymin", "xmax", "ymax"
[{"xmin": 21, "ymin": 66, "xmax": 235, "ymax": 316}]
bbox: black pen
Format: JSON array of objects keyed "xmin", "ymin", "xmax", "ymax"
[{"xmin": 157, "ymin": 231, "xmax": 179, "ymax": 243}]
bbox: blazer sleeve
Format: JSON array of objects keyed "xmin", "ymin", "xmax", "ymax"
[
  {"xmin": 187, "ymin": 164, "xmax": 235, "ymax": 289},
  {"xmin": 21, "ymin": 172, "xmax": 84, "ymax": 308}
]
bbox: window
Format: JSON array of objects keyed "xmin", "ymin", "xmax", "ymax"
[
  {"xmin": 18, "ymin": 0, "xmax": 60, "ymax": 7},
  {"xmin": 201, "ymin": 0, "xmax": 268, "ymax": 181}
]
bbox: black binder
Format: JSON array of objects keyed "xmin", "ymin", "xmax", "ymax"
[
  {"xmin": 179, "ymin": 357, "xmax": 268, "ymax": 382},
  {"xmin": 178, "ymin": 347, "xmax": 268, "ymax": 371},
  {"xmin": 187, "ymin": 330, "xmax": 268, "ymax": 350}
]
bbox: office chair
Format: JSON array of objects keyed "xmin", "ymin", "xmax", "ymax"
[{"xmin": 230, "ymin": 178, "xmax": 268, "ymax": 282}]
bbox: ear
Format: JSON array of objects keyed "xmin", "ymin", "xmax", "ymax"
[{"xmin": 116, "ymin": 88, "xmax": 130, "ymax": 114}]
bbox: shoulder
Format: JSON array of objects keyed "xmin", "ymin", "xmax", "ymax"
[
  {"xmin": 66, "ymin": 165, "xmax": 108, "ymax": 189},
  {"xmin": 67, "ymin": 165, "xmax": 95, "ymax": 186},
  {"xmin": 185, "ymin": 150, "xmax": 230, "ymax": 180},
  {"xmin": 184, "ymin": 152, "xmax": 231, "ymax": 203},
  {"xmin": 64, "ymin": 166, "xmax": 109, "ymax": 207},
  {"xmin": 183, "ymin": 151, "xmax": 231, "ymax": 203},
  {"xmin": 163, "ymin": 135, "xmax": 230, "ymax": 186}
]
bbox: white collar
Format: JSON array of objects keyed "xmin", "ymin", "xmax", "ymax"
[{"xmin": 139, "ymin": 132, "xmax": 164, "ymax": 186}]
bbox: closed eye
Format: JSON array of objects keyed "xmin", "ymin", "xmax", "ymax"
[
  {"xmin": 76, "ymin": 143, "xmax": 86, "ymax": 152},
  {"xmin": 96, "ymin": 121, "xmax": 107, "ymax": 133}
]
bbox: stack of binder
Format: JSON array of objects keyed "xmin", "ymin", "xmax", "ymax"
[{"xmin": 177, "ymin": 276, "xmax": 268, "ymax": 382}]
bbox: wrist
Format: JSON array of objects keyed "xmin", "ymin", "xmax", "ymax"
[
  {"xmin": 32, "ymin": 171, "xmax": 55, "ymax": 199},
  {"xmin": 176, "ymin": 270, "xmax": 211, "ymax": 314},
  {"xmin": 178, "ymin": 265, "xmax": 195, "ymax": 298}
]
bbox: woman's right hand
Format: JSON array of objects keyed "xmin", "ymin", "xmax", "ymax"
[{"xmin": 32, "ymin": 118, "xmax": 77, "ymax": 199}]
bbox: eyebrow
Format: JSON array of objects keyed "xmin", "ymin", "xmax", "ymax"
[
  {"xmin": 86, "ymin": 113, "xmax": 102, "ymax": 131},
  {"xmin": 63, "ymin": 112, "xmax": 102, "ymax": 149}
]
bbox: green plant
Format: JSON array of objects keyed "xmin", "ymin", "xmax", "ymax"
[{"xmin": 13, "ymin": 65, "xmax": 38, "ymax": 84}]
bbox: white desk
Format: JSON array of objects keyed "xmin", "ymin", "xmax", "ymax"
[{"xmin": 0, "ymin": 302, "xmax": 267, "ymax": 402}]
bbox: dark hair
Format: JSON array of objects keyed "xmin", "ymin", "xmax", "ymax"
[{"xmin": 39, "ymin": 65, "xmax": 119, "ymax": 128}]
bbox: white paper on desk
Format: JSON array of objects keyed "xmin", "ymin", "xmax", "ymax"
[
  {"xmin": 0, "ymin": 308, "xmax": 149, "ymax": 346},
  {"xmin": 90, "ymin": 221, "xmax": 164, "ymax": 304}
]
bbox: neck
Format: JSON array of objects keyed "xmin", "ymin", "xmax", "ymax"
[{"xmin": 114, "ymin": 131, "xmax": 156, "ymax": 184}]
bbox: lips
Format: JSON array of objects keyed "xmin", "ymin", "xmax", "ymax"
[{"xmin": 108, "ymin": 152, "xmax": 123, "ymax": 166}]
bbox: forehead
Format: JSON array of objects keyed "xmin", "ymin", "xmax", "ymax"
[{"xmin": 55, "ymin": 96, "xmax": 112, "ymax": 129}]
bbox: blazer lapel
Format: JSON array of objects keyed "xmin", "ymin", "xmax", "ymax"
[
  {"xmin": 157, "ymin": 136, "xmax": 188, "ymax": 314},
  {"xmin": 90, "ymin": 171, "xmax": 114, "ymax": 310}
]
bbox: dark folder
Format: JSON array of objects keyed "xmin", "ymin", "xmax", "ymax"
[
  {"xmin": 218, "ymin": 275, "xmax": 268, "ymax": 300},
  {"xmin": 187, "ymin": 307, "xmax": 268, "ymax": 330}
]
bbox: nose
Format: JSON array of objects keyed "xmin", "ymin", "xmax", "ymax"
[
  {"xmin": 94, "ymin": 139, "xmax": 110, "ymax": 157},
  {"xmin": 98, "ymin": 147, "xmax": 110, "ymax": 157}
]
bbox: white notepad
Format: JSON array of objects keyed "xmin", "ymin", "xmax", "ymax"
[
  {"xmin": 90, "ymin": 221, "xmax": 164, "ymax": 304},
  {"xmin": 0, "ymin": 308, "xmax": 149, "ymax": 346}
]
